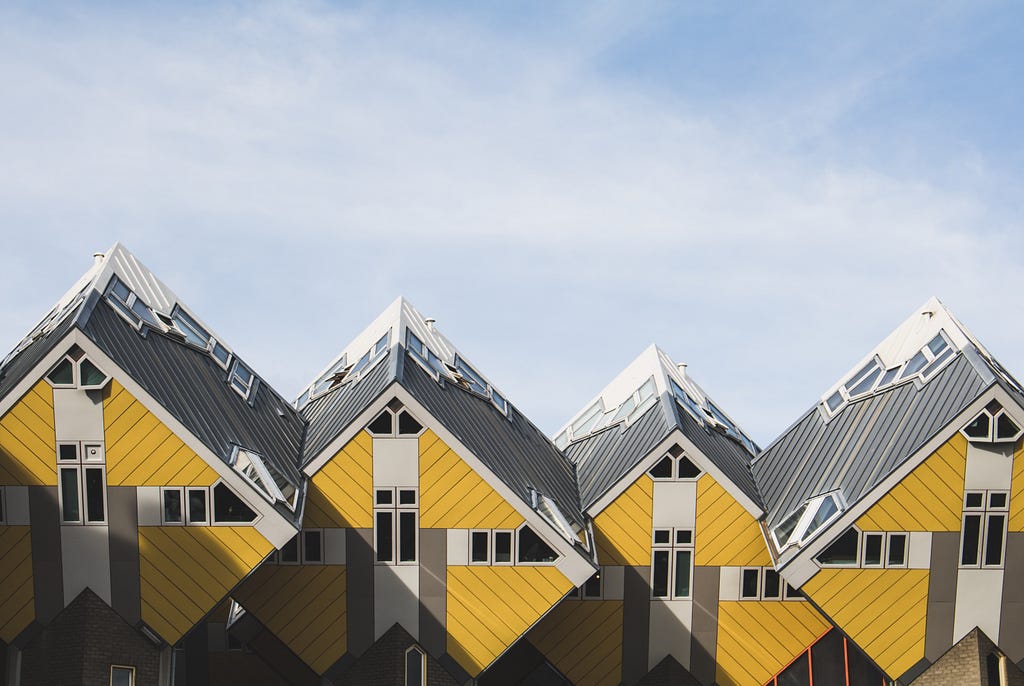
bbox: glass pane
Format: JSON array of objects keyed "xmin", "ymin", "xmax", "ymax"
[
  {"xmin": 763, "ymin": 569, "xmax": 781, "ymax": 599},
  {"xmin": 490, "ymin": 390, "xmax": 507, "ymax": 413},
  {"xmin": 649, "ymin": 456, "xmax": 674, "ymax": 479},
  {"xmin": 652, "ymin": 550, "xmax": 669, "ymax": 598},
  {"xmin": 212, "ymin": 484, "xmax": 257, "ymax": 522},
  {"xmin": 996, "ymin": 413, "xmax": 1021, "ymax": 439},
  {"xmin": 741, "ymin": 569, "xmax": 760, "ymax": 598},
  {"xmin": 990, "ymin": 492, "xmax": 1008, "ymax": 509},
  {"xmin": 60, "ymin": 469, "xmax": 80, "ymax": 522},
  {"xmin": 281, "ymin": 536, "xmax": 299, "ymax": 563},
  {"xmin": 927, "ymin": 334, "xmax": 948, "ymax": 356},
  {"xmin": 212, "ymin": 342, "xmax": 230, "ymax": 365},
  {"xmin": 804, "ymin": 496, "xmax": 840, "ymax": 538},
  {"xmin": 863, "ymin": 534, "xmax": 883, "ymax": 566},
  {"xmin": 583, "ymin": 571, "xmax": 602, "ymax": 598},
  {"xmin": 985, "ymin": 515, "xmax": 1005, "ymax": 566},
  {"xmin": 471, "ymin": 532, "xmax": 489, "ymax": 563},
  {"xmin": 130, "ymin": 297, "xmax": 159, "ymax": 326},
  {"xmin": 810, "ymin": 630, "xmax": 845, "ymax": 686},
  {"xmin": 966, "ymin": 492, "xmax": 984, "ymax": 508},
  {"xmin": 397, "ymin": 411, "xmax": 423, "ymax": 435},
  {"xmin": 405, "ymin": 649, "xmax": 424, "ymax": 686},
  {"xmin": 785, "ymin": 584, "xmax": 803, "ymax": 599},
  {"xmin": 304, "ymin": 530, "xmax": 322, "ymax": 562},
  {"xmin": 48, "ymin": 358, "xmax": 75, "ymax": 385},
  {"xmin": 921, "ymin": 348, "xmax": 954, "ymax": 377},
  {"xmin": 398, "ymin": 489, "xmax": 416, "ymax": 505},
  {"xmin": 676, "ymin": 456, "xmax": 701, "ymax": 479},
  {"xmin": 376, "ymin": 489, "xmax": 393, "ymax": 505},
  {"xmin": 887, "ymin": 534, "xmax": 907, "ymax": 566},
  {"xmin": 900, "ymin": 351, "xmax": 928, "ymax": 378},
  {"xmin": 110, "ymin": 667, "xmax": 134, "ymax": 686},
  {"xmin": 961, "ymin": 514, "xmax": 982, "ymax": 565},
  {"xmin": 376, "ymin": 511, "xmax": 393, "ymax": 562},
  {"xmin": 494, "ymin": 532, "xmax": 512, "ymax": 563},
  {"xmin": 163, "ymin": 490, "xmax": 182, "ymax": 523},
  {"xmin": 59, "ymin": 444, "xmax": 78, "ymax": 461},
  {"xmin": 846, "ymin": 361, "xmax": 877, "ymax": 389},
  {"xmin": 517, "ymin": 526, "xmax": 557, "ymax": 562},
  {"xmin": 675, "ymin": 530, "xmax": 692, "ymax": 545},
  {"xmin": 673, "ymin": 550, "xmax": 691, "ymax": 597},
  {"xmin": 848, "ymin": 367, "xmax": 881, "ymax": 396},
  {"xmin": 611, "ymin": 396, "xmax": 636, "ymax": 423},
  {"xmin": 374, "ymin": 333, "xmax": 389, "ymax": 355},
  {"xmin": 815, "ymin": 528, "xmax": 859, "ymax": 565},
  {"xmin": 351, "ymin": 350, "xmax": 372, "ymax": 375},
  {"xmin": 368, "ymin": 411, "xmax": 394, "ymax": 435},
  {"xmin": 172, "ymin": 308, "xmax": 209, "ymax": 348},
  {"xmin": 878, "ymin": 367, "xmax": 900, "ymax": 387},
  {"xmin": 399, "ymin": 512, "xmax": 416, "ymax": 562},
  {"xmin": 653, "ymin": 529, "xmax": 670, "ymax": 545},
  {"xmin": 188, "ymin": 489, "xmax": 207, "ymax": 523},
  {"xmin": 774, "ymin": 504, "xmax": 807, "ymax": 547},
  {"xmin": 826, "ymin": 391, "xmax": 843, "ymax": 412}
]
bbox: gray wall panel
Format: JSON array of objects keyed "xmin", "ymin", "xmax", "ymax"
[
  {"xmin": 925, "ymin": 532, "xmax": 959, "ymax": 662},
  {"xmin": 690, "ymin": 566, "xmax": 719, "ymax": 686},
  {"xmin": 28, "ymin": 486, "xmax": 63, "ymax": 624},
  {"xmin": 419, "ymin": 529, "xmax": 447, "ymax": 657},
  {"xmin": 1000, "ymin": 532, "xmax": 1024, "ymax": 662},
  {"xmin": 107, "ymin": 486, "xmax": 141, "ymax": 625},
  {"xmin": 621, "ymin": 566, "xmax": 651, "ymax": 686},
  {"xmin": 347, "ymin": 528, "xmax": 375, "ymax": 655}
]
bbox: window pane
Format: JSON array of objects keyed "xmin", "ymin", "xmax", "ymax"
[
  {"xmin": 741, "ymin": 569, "xmax": 760, "ymax": 599},
  {"xmin": 518, "ymin": 526, "xmax": 557, "ymax": 563},
  {"xmin": 212, "ymin": 484, "xmax": 257, "ymax": 522},
  {"xmin": 212, "ymin": 342, "xmax": 230, "ymax": 365},
  {"xmin": 58, "ymin": 443, "xmax": 78, "ymax": 461},
  {"xmin": 966, "ymin": 492, "xmax": 984, "ymax": 508},
  {"xmin": 985, "ymin": 515, "xmax": 1005, "ymax": 566},
  {"xmin": 673, "ymin": 550, "xmax": 691, "ymax": 598},
  {"xmin": 60, "ymin": 469, "xmax": 80, "ymax": 522},
  {"xmin": 652, "ymin": 550, "xmax": 670, "ymax": 598},
  {"xmin": 187, "ymin": 489, "xmax": 207, "ymax": 523},
  {"xmin": 815, "ymin": 528, "xmax": 859, "ymax": 565},
  {"xmin": 863, "ymin": 533, "xmax": 883, "ymax": 566},
  {"xmin": 675, "ymin": 530, "xmax": 692, "ymax": 545},
  {"xmin": 376, "ymin": 511, "xmax": 394, "ymax": 562},
  {"xmin": 964, "ymin": 413, "xmax": 991, "ymax": 439},
  {"xmin": 676, "ymin": 456, "xmax": 701, "ymax": 479},
  {"xmin": 990, "ymin": 492, "xmax": 1008, "ymax": 509},
  {"xmin": 763, "ymin": 569, "xmax": 781, "ymax": 599},
  {"xmin": 84, "ymin": 468, "xmax": 104, "ymax": 523},
  {"xmin": 583, "ymin": 571, "xmax": 602, "ymax": 598},
  {"xmin": 303, "ymin": 531, "xmax": 322, "ymax": 563},
  {"xmin": 47, "ymin": 358, "xmax": 74, "ymax": 385},
  {"xmin": 774, "ymin": 504, "xmax": 807, "ymax": 547},
  {"xmin": 79, "ymin": 358, "xmax": 108, "ymax": 387},
  {"xmin": 648, "ymin": 455, "xmax": 674, "ymax": 479},
  {"xmin": 962, "ymin": 514, "xmax": 982, "ymax": 566},
  {"xmin": 471, "ymin": 532, "xmax": 489, "ymax": 563},
  {"xmin": 281, "ymin": 536, "xmax": 299, "ymax": 563},
  {"xmin": 901, "ymin": 351, "xmax": 928, "ymax": 378},
  {"xmin": 494, "ymin": 532, "xmax": 512, "ymax": 563},
  {"xmin": 805, "ymin": 495, "xmax": 840, "ymax": 538},
  {"xmin": 397, "ymin": 411, "xmax": 423, "ymax": 435},
  {"xmin": 163, "ymin": 490, "xmax": 182, "ymax": 523},
  {"xmin": 399, "ymin": 512, "xmax": 417, "ymax": 562},
  {"xmin": 653, "ymin": 529, "xmax": 671, "ymax": 545},
  {"xmin": 110, "ymin": 666, "xmax": 134, "ymax": 686},
  {"xmin": 405, "ymin": 648, "xmax": 424, "ymax": 686},
  {"xmin": 398, "ymin": 489, "xmax": 416, "ymax": 505},
  {"xmin": 887, "ymin": 534, "xmax": 907, "ymax": 567},
  {"xmin": 368, "ymin": 411, "xmax": 394, "ymax": 435},
  {"xmin": 996, "ymin": 413, "xmax": 1021, "ymax": 439},
  {"xmin": 375, "ymin": 489, "xmax": 393, "ymax": 505},
  {"xmin": 810, "ymin": 630, "xmax": 845, "ymax": 686}
]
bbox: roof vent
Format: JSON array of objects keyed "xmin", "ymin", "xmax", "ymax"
[
  {"xmin": 677, "ymin": 363, "xmax": 687, "ymax": 373},
  {"xmin": 92, "ymin": 252, "xmax": 105, "ymax": 264},
  {"xmin": 424, "ymin": 317, "xmax": 436, "ymax": 330}
]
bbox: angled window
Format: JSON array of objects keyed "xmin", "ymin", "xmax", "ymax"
[
  {"xmin": 104, "ymin": 276, "xmax": 159, "ymax": 330},
  {"xmin": 231, "ymin": 447, "xmax": 296, "ymax": 510},
  {"xmin": 228, "ymin": 359, "xmax": 256, "ymax": 400},
  {"xmin": 773, "ymin": 491, "xmax": 845, "ymax": 552},
  {"xmin": 397, "ymin": 410, "xmax": 423, "ymax": 435},
  {"xmin": 307, "ymin": 355, "xmax": 349, "ymax": 402},
  {"xmin": 815, "ymin": 527, "xmax": 860, "ymax": 566},
  {"xmin": 169, "ymin": 305, "xmax": 211, "ymax": 349},
  {"xmin": 368, "ymin": 406, "xmax": 425, "ymax": 437},
  {"xmin": 961, "ymin": 403, "xmax": 1023, "ymax": 443},
  {"xmin": 78, "ymin": 358, "xmax": 109, "ymax": 389},
  {"xmin": 47, "ymin": 357, "xmax": 76, "ymax": 387},
  {"xmin": 570, "ymin": 401, "xmax": 605, "ymax": 438},
  {"xmin": 647, "ymin": 451, "xmax": 701, "ymax": 481},
  {"xmin": 212, "ymin": 483, "xmax": 258, "ymax": 523},
  {"xmin": 517, "ymin": 526, "xmax": 558, "ymax": 563},
  {"xmin": 406, "ymin": 330, "xmax": 446, "ymax": 378},
  {"xmin": 368, "ymin": 409, "xmax": 395, "ymax": 435},
  {"xmin": 45, "ymin": 355, "xmax": 110, "ymax": 390}
]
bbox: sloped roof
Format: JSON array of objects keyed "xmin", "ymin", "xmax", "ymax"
[
  {"xmin": 0, "ymin": 244, "xmax": 307, "ymax": 523},
  {"xmin": 298, "ymin": 297, "xmax": 586, "ymax": 529},
  {"xmin": 752, "ymin": 297, "xmax": 1011, "ymax": 534},
  {"xmin": 560, "ymin": 345, "xmax": 762, "ymax": 512}
]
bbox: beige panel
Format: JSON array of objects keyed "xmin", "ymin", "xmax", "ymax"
[{"xmin": 373, "ymin": 437, "xmax": 419, "ymax": 489}]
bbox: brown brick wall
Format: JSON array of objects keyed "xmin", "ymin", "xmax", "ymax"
[{"xmin": 334, "ymin": 624, "xmax": 460, "ymax": 686}]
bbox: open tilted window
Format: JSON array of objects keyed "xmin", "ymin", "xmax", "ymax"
[
  {"xmin": 230, "ymin": 447, "xmax": 297, "ymax": 511},
  {"xmin": 773, "ymin": 491, "xmax": 845, "ymax": 552},
  {"xmin": 104, "ymin": 276, "xmax": 160, "ymax": 330}
]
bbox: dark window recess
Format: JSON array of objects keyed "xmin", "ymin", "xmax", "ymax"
[
  {"xmin": 471, "ymin": 532, "xmax": 489, "ymax": 563},
  {"xmin": 653, "ymin": 529, "xmax": 671, "ymax": 545},
  {"xmin": 582, "ymin": 571, "xmax": 601, "ymax": 598},
  {"xmin": 991, "ymin": 492, "xmax": 1008, "ymax": 509},
  {"xmin": 997, "ymin": 413, "xmax": 1021, "ymax": 439},
  {"xmin": 304, "ymin": 531, "xmax": 322, "ymax": 562},
  {"xmin": 985, "ymin": 515, "xmax": 1006, "ymax": 566},
  {"xmin": 398, "ymin": 489, "xmax": 416, "ymax": 505},
  {"xmin": 673, "ymin": 550, "xmax": 691, "ymax": 597},
  {"xmin": 85, "ymin": 468, "xmax": 104, "ymax": 522},
  {"xmin": 652, "ymin": 550, "xmax": 670, "ymax": 598},
  {"xmin": 887, "ymin": 534, "xmax": 907, "ymax": 566},
  {"xmin": 863, "ymin": 533, "xmax": 883, "ymax": 566},
  {"xmin": 79, "ymin": 358, "xmax": 107, "ymax": 386},
  {"xmin": 376, "ymin": 511, "xmax": 393, "ymax": 563},
  {"xmin": 494, "ymin": 532, "xmax": 512, "ymax": 563},
  {"xmin": 517, "ymin": 526, "xmax": 557, "ymax": 563},
  {"xmin": 966, "ymin": 492, "xmax": 984, "ymax": 508},
  {"xmin": 777, "ymin": 652, "xmax": 810, "ymax": 686},
  {"xmin": 649, "ymin": 456, "xmax": 673, "ymax": 478},
  {"xmin": 987, "ymin": 653, "xmax": 1002, "ymax": 686},
  {"xmin": 280, "ymin": 536, "xmax": 299, "ymax": 563},
  {"xmin": 815, "ymin": 527, "xmax": 859, "ymax": 565},
  {"xmin": 399, "ymin": 512, "xmax": 416, "ymax": 562},
  {"xmin": 785, "ymin": 584, "xmax": 803, "ymax": 599},
  {"xmin": 188, "ymin": 489, "xmax": 207, "ymax": 523},
  {"xmin": 213, "ymin": 483, "xmax": 257, "ymax": 523},
  {"xmin": 405, "ymin": 648, "xmax": 424, "ymax": 686},
  {"xmin": 47, "ymin": 358, "xmax": 74, "ymax": 385},
  {"xmin": 763, "ymin": 569, "xmax": 781, "ymax": 599},
  {"xmin": 60, "ymin": 469, "xmax": 80, "ymax": 522},
  {"xmin": 810, "ymin": 630, "xmax": 845, "ymax": 686},
  {"xmin": 964, "ymin": 413, "xmax": 991, "ymax": 438},
  {"xmin": 675, "ymin": 530, "xmax": 692, "ymax": 545},
  {"xmin": 847, "ymin": 637, "xmax": 886, "ymax": 686},
  {"xmin": 741, "ymin": 569, "xmax": 760, "ymax": 598},
  {"xmin": 962, "ymin": 514, "xmax": 982, "ymax": 565},
  {"xmin": 59, "ymin": 444, "xmax": 78, "ymax": 461},
  {"xmin": 676, "ymin": 456, "xmax": 701, "ymax": 478},
  {"xmin": 397, "ymin": 411, "xmax": 423, "ymax": 435},
  {"xmin": 163, "ymin": 490, "xmax": 182, "ymax": 523},
  {"xmin": 376, "ymin": 489, "xmax": 393, "ymax": 506},
  {"xmin": 368, "ymin": 410, "xmax": 394, "ymax": 435}
]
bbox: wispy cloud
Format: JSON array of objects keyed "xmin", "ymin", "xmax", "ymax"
[{"xmin": 0, "ymin": 1, "xmax": 1020, "ymax": 442}]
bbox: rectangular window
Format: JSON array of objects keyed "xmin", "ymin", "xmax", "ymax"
[
  {"xmin": 961, "ymin": 490, "xmax": 1008, "ymax": 568},
  {"xmin": 375, "ymin": 488, "xmax": 417, "ymax": 565},
  {"xmin": 228, "ymin": 360, "xmax": 256, "ymax": 400},
  {"xmin": 470, "ymin": 531, "xmax": 490, "ymax": 564},
  {"xmin": 303, "ymin": 530, "xmax": 323, "ymax": 563},
  {"xmin": 398, "ymin": 512, "xmax": 417, "ymax": 563},
  {"xmin": 375, "ymin": 511, "xmax": 394, "ymax": 563},
  {"xmin": 581, "ymin": 570, "xmax": 602, "ymax": 599},
  {"xmin": 58, "ymin": 441, "xmax": 108, "ymax": 526},
  {"xmin": 60, "ymin": 468, "xmax": 81, "ymax": 524},
  {"xmin": 187, "ymin": 488, "xmax": 208, "ymax": 525},
  {"xmin": 762, "ymin": 569, "xmax": 782, "ymax": 600},
  {"xmin": 740, "ymin": 568, "xmax": 761, "ymax": 599},
  {"xmin": 652, "ymin": 550, "xmax": 670, "ymax": 598},
  {"xmin": 110, "ymin": 665, "xmax": 135, "ymax": 686},
  {"xmin": 863, "ymin": 533, "xmax": 884, "ymax": 567},
  {"xmin": 280, "ymin": 535, "xmax": 300, "ymax": 564},
  {"xmin": 162, "ymin": 488, "xmax": 183, "ymax": 524},
  {"xmin": 0, "ymin": 486, "xmax": 5, "ymax": 524},
  {"xmin": 494, "ymin": 531, "xmax": 513, "ymax": 564},
  {"xmin": 887, "ymin": 533, "xmax": 908, "ymax": 567},
  {"xmin": 652, "ymin": 528, "xmax": 693, "ymax": 599},
  {"xmin": 84, "ymin": 467, "xmax": 106, "ymax": 523}
]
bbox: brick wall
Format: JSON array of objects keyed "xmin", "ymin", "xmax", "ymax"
[
  {"xmin": 20, "ymin": 589, "xmax": 162, "ymax": 686},
  {"xmin": 334, "ymin": 624, "xmax": 460, "ymax": 686},
  {"xmin": 912, "ymin": 628, "xmax": 1024, "ymax": 686}
]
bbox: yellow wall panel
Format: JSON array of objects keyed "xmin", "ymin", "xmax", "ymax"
[
  {"xmin": 310, "ymin": 432, "xmax": 373, "ymax": 529},
  {"xmin": 0, "ymin": 526, "xmax": 34, "ymax": 642},
  {"xmin": 234, "ymin": 564, "xmax": 347, "ymax": 675},
  {"xmin": 593, "ymin": 474, "xmax": 653, "ymax": 567},
  {"xmin": 0, "ymin": 380, "xmax": 56, "ymax": 486},
  {"xmin": 420, "ymin": 430, "xmax": 523, "ymax": 530},
  {"xmin": 1011, "ymin": 442, "xmax": 1024, "ymax": 531},
  {"xmin": 802, "ymin": 568, "xmax": 928, "ymax": 678},
  {"xmin": 103, "ymin": 381, "xmax": 218, "ymax": 487},
  {"xmin": 528, "ymin": 598, "xmax": 623, "ymax": 686},
  {"xmin": 716, "ymin": 600, "xmax": 829, "ymax": 686},
  {"xmin": 139, "ymin": 525, "xmax": 272, "ymax": 645},
  {"xmin": 857, "ymin": 435, "xmax": 966, "ymax": 532},
  {"xmin": 695, "ymin": 475, "xmax": 772, "ymax": 567},
  {"xmin": 447, "ymin": 565, "xmax": 571, "ymax": 676}
]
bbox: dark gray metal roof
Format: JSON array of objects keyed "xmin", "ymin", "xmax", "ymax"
[
  {"xmin": 300, "ymin": 353, "xmax": 394, "ymax": 466},
  {"xmin": 566, "ymin": 401, "xmax": 673, "ymax": 511},
  {"xmin": 566, "ymin": 392, "xmax": 763, "ymax": 513},
  {"xmin": 0, "ymin": 307, "xmax": 79, "ymax": 403},
  {"xmin": 400, "ymin": 355, "xmax": 585, "ymax": 528},
  {"xmin": 752, "ymin": 353, "xmax": 990, "ymax": 529},
  {"xmin": 81, "ymin": 302, "xmax": 307, "ymax": 523}
]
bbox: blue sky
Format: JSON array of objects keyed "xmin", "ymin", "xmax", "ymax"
[{"xmin": 1, "ymin": 1, "xmax": 1022, "ymax": 444}]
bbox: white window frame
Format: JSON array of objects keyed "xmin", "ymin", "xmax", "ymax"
[
  {"xmin": 647, "ymin": 451, "xmax": 702, "ymax": 482},
  {"xmin": 110, "ymin": 664, "xmax": 136, "ymax": 686},
  {"xmin": 492, "ymin": 530, "xmax": 515, "ymax": 566},
  {"xmin": 861, "ymin": 532, "xmax": 885, "ymax": 568},
  {"xmin": 58, "ymin": 441, "xmax": 108, "ymax": 526},
  {"xmin": 651, "ymin": 527, "xmax": 693, "ymax": 600},
  {"xmin": 228, "ymin": 359, "xmax": 256, "ymax": 400},
  {"xmin": 960, "ymin": 489, "xmax": 1009, "ymax": 569},
  {"xmin": 160, "ymin": 487, "xmax": 185, "ymax": 526},
  {"xmin": 469, "ymin": 530, "xmax": 490, "ymax": 565},
  {"xmin": 45, "ymin": 356, "xmax": 78, "ymax": 388},
  {"xmin": 186, "ymin": 487, "xmax": 210, "ymax": 526},
  {"xmin": 302, "ymin": 528, "xmax": 325, "ymax": 564},
  {"xmin": 886, "ymin": 532, "xmax": 909, "ymax": 568},
  {"xmin": 404, "ymin": 645, "xmax": 426, "ymax": 686},
  {"xmin": 772, "ymin": 490, "xmax": 846, "ymax": 552},
  {"xmin": 230, "ymin": 447, "xmax": 294, "ymax": 509},
  {"xmin": 279, "ymin": 534, "xmax": 301, "ymax": 565},
  {"xmin": 374, "ymin": 488, "xmax": 419, "ymax": 566},
  {"xmin": 209, "ymin": 480, "xmax": 261, "ymax": 526}
]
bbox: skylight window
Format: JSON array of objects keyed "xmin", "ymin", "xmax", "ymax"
[
  {"xmin": 823, "ymin": 331, "xmax": 956, "ymax": 416},
  {"xmin": 406, "ymin": 330, "xmax": 446, "ymax": 378},
  {"xmin": 772, "ymin": 491, "xmax": 846, "ymax": 553},
  {"xmin": 104, "ymin": 277, "xmax": 159, "ymax": 330},
  {"xmin": 231, "ymin": 447, "xmax": 297, "ymax": 510},
  {"xmin": 670, "ymin": 379, "xmax": 705, "ymax": 425},
  {"xmin": 228, "ymin": 359, "xmax": 256, "ymax": 400},
  {"xmin": 961, "ymin": 402, "xmax": 1023, "ymax": 443},
  {"xmin": 3, "ymin": 284, "xmax": 89, "ymax": 368}
]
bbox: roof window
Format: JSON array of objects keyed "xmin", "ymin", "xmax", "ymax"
[
  {"xmin": 104, "ymin": 276, "xmax": 159, "ymax": 330},
  {"xmin": 406, "ymin": 330, "xmax": 508, "ymax": 415},
  {"xmin": 824, "ymin": 331, "xmax": 955, "ymax": 416},
  {"xmin": 230, "ymin": 447, "xmax": 297, "ymax": 511},
  {"xmin": 670, "ymin": 378, "xmax": 756, "ymax": 454},
  {"xmin": 2, "ymin": 284, "xmax": 90, "ymax": 368},
  {"xmin": 228, "ymin": 359, "xmax": 257, "ymax": 401},
  {"xmin": 772, "ymin": 491, "xmax": 845, "ymax": 552},
  {"xmin": 961, "ymin": 401, "xmax": 1023, "ymax": 443}
]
